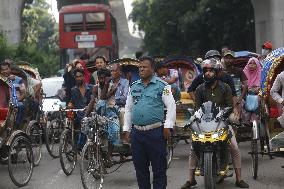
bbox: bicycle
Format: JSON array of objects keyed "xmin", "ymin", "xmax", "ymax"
[
  {"xmin": 59, "ymin": 108, "xmax": 84, "ymax": 176},
  {"xmin": 80, "ymin": 112, "xmax": 131, "ymax": 189},
  {"xmin": 45, "ymin": 109, "xmax": 65, "ymax": 158}
]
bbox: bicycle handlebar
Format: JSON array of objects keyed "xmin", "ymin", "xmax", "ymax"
[{"xmin": 60, "ymin": 108, "xmax": 85, "ymax": 112}]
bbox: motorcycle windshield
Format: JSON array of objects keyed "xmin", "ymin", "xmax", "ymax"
[{"xmin": 191, "ymin": 101, "xmax": 227, "ymax": 133}]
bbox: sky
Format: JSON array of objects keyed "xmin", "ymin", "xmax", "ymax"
[{"xmin": 46, "ymin": 0, "xmax": 139, "ymax": 37}]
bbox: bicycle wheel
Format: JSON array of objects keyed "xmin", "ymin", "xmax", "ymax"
[
  {"xmin": 45, "ymin": 119, "xmax": 62, "ymax": 158},
  {"xmin": 59, "ymin": 128, "xmax": 77, "ymax": 176},
  {"xmin": 81, "ymin": 143, "xmax": 104, "ymax": 189},
  {"xmin": 27, "ymin": 121, "xmax": 42, "ymax": 166},
  {"xmin": 8, "ymin": 135, "xmax": 34, "ymax": 187},
  {"xmin": 251, "ymin": 139, "xmax": 258, "ymax": 179}
]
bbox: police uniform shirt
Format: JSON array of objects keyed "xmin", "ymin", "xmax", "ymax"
[{"xmin": 123, "ymin": 76, "xmax": 176, "ymax": 132}]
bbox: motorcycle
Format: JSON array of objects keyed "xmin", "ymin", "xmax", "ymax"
[{"xmin": 185, "ymin": 101, "xmax": 232, "ymax": 189}]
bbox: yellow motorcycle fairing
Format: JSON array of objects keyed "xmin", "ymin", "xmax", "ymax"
[{"xmin": 191, "ymin": 129, "xmax": 228, "ymax": 143}]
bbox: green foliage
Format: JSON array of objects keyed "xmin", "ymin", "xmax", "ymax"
[
  {"xmin": 17, "ymin": 0, "xmax": 59, "ymax": 77},
  {"xmin": 130, "ymin": 0, "xmax": 255, "ymax": 57},
  {"xmin": 0, "ymin": 34, "xmax": 16, "ymax": 62},
  {"xmin": 14, "ymin": 44, "xmax": 59, "ymax": 78},
  {"xmin": 0, "ymin": 34, "xmax": 59, "ymax": 78}
]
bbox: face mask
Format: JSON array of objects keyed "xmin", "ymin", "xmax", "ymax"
[{"xmin": 262, "ymin": 49, "xmax": 269, "ymax": 56}]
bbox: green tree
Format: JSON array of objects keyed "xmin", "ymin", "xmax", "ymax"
[
  {"xmin": 130, "ymin": 0, "xmax": 255, "ymax": 57},
  {"xmin": 17, "ymin": 0, "xmax": 60, "ymax": 77},
  {"xmin": 22, "ymin": 0, "xmax": 56, "ymax": 49}
]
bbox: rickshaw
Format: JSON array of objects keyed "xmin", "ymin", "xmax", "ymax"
[
  {"xmin": 161, "ymin": 56, "xmax": 200, "ymax": 142},
  {"xmin": 223, "ymin": 51, "xmax": 260, "ymax": 143},
  {"xmin": 0, "ymin": 75, "xmax": 34, "ymax": 187},
  {"xmin": 11, "ymin": 63, "xmax": 43, "ymax": 166},
  {"xmin": 156, "ymin": 56, "xmax": 200, "ymax": 167},
  {"xmin": 252, "ymin": 47, "xmax": 284, "ymax": 179},
  {"xmin": 108, "ymin": 58, "xmax": 140, "ymax": 83}
]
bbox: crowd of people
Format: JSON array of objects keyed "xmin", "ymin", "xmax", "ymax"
[
  {"xmin": 49, "ymin": 41, "xmax": 277, "ymax": 189},
  {"xmin": 1, "ymin": 40, "xmax": 282, "ymax": 189}
]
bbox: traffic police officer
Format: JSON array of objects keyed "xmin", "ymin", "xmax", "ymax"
[{"xmin": 123, "ymin": 56, "xmax": 176, "ymax": 189}]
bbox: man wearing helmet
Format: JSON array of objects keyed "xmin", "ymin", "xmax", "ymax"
[
  {"xmin": 181, "ymin": 58, "xmax": 249, "ymax": 188},
  {"xmin": 188, "ymin": 50, "xmax": 237, "ymax": 105}
]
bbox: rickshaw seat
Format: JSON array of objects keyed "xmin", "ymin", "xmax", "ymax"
[
  {"xmin": 180, "ymin": 91, "xmax": 194, "ymax": 104},
  {"xmin": 270, "ymin": 107, "xmax": 281, "ymax": 118},
  {"xmin": 0, "ymin": 107, "xmax": 8, "ymax": 121}
]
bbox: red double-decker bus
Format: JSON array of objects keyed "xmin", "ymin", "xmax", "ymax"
[{"xmin": 59, "ymin": 4, "xmax": 119, "ymax": 67}]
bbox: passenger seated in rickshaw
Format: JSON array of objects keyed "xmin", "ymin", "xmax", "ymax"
[
  {"xmin": 155, "ymin": 62, "xmax": 181, "ymax": 101},
  {"xmin": 241, "ymin": 57, "xmax": 261, "ymax": 124},
  {"xmin": 0, "ymin": 60, "xmax": 26, "ymax": 128},
  {"xmin": 85, "ymin": 68, "xmax": 121, "ymax": 164},
  {"xmin": 109, "ymin": 63, "xmax": 129, "ymax": 133}
]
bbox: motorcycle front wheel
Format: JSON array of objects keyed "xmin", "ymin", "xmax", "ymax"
[{"xmin": 204, "ymin": 152, "xmax": 216, "ymax": 189}]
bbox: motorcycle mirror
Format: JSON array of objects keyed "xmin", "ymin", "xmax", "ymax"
[{"xmin": 223, "ymin": 107, "xmax": 232, "ymax": 118}]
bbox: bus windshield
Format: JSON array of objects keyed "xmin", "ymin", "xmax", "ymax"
[{"xmin": 64, "ymin": 12, "xmax": 106, "ymax": 32}]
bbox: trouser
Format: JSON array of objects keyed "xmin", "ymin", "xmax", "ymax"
[
  {"xmin": 131, "ymin": 126, "xmax": 167, "ymax": 189},
  {"xmin": 119, "ymin": 107, "xmax": 125, "ymax": 134},
  {"xmin": 188, "ymin": 126, "xmax": 241, "ymax": 170},
  {"xmin": 75, "ymin": 112, "xmax": 86, "ymax": 150},
  {"xmin": 15, "ymin": 102, "xmax": 25, "ymax": 126}
]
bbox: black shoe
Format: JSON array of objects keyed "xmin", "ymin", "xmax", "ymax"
[
  {"xmin": 235, "ymin": 180, "xmax": 249, "ymax": 188},
  {"xmin": 181, "ymin": 180, "xmax": 197, "ymax": 189}
]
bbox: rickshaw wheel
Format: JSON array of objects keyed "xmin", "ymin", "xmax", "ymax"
[
  {"xmin": 251, "ymin": 139, "xmax": 258, "ymax": 180},
  {"xmin": 45, "ymin": 119, "xmax": 63, "ymax": 158},
  {"xmin": 59, "ymin": 128, "xmax": 77, "ymax": 176},
  {"xmin": 80, "ymin": 143, "xmax": 104, "ymax": 189},
  {"xmin": 27, "ymin": 121, "xmax": 42, "ymax": 166},
  {"xmin": 8, "ymin": 135, "xmax": 33, "ymax": 187}
]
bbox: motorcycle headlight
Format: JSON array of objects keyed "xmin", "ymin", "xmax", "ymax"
[
  {"xmin": 212, "ymin": 129, "xmax": 225, "ymax": 139},
  {"xmin": 198, "ymin": 134, "xmax": 205, "ymax": 139}
]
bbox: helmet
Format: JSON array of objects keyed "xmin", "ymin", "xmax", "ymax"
[
  {"xmin": 202, "ymin": 59, "xmax": 218, "ymax": 85},
  {"xmin": 202, "ymin": 59, "xmax": 218, "ymax": 71},
  {"xmin": 205, "ymin": 50, "xmax": 221, "ymax": 60}
]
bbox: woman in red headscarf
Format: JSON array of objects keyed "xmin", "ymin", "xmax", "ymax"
[{"xmin": 74, "ymin": 59, "xmax": 91, "ymax": 84}]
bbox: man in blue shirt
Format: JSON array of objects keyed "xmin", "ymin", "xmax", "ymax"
[
  {"xmin": 123, "ymin": 56, "xmax": 176, "ymax": 189},
  {"xmin": 70, "ymin": 68, "xmax": 93, "ymax": 150},
  {"xmin": 109, "ymin": 63, "xmax": 129, "ymax": 134}
]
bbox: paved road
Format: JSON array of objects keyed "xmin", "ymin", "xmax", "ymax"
[{"xmin": 1, "ymin": 141, "xmax": 284, "ymax": 189}]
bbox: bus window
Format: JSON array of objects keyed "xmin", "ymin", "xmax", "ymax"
[
  {"xmin": 86, "ymin": 12, "xmax": 106, "ymax": 31},
  {"xmin": 64, "ymin": 13, "xmax": 83, "ymax": 32}
]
